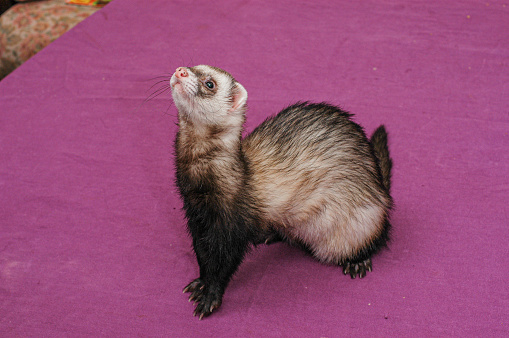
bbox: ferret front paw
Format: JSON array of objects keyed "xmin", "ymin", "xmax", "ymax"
[
  {"xmin": 183, "ymin": 278, "xmax": 222, "ymax": 319},
  {"xmin": 341, "ymin": 258, "xmax": 372, "ymax": 279},
  {"xmin": 193, "ymin": 288, "xmax": 222, "ymax": 319}
]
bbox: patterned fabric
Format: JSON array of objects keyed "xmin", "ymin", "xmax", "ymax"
[{"xmin": 0, "ymin": 0, "xmax": 99, "ymax": 79}]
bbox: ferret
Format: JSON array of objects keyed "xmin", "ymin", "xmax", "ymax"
[{"xmin": 170, "ymin": 65, "xmax": 393, "ymax": 319}]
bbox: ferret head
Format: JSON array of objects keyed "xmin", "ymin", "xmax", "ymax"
[{"xmin": 170, "ymin": 65, "xmax": 248, "ymax": 125}]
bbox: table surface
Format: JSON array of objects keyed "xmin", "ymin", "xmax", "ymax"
[{"xmin": 1, "ymin": 0, "xmax": 508, "ymax": 336}]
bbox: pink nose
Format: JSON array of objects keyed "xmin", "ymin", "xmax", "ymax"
[{"xmin": 175, "ymin": 67, "xmax": 188, "ymax": 78}]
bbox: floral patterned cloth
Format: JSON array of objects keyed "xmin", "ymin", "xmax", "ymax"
[{"xmin": 0, "ymin": 0, "xmax": 99, "ymax": 79}]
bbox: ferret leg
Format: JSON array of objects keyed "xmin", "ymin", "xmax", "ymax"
[
  {"xmin": 340, "ymin": 217, "xmax": 390, "ymax": 279},
  {"xmin": 182, "ymin": 237, "xmax": 207, "ymax": 302},
  {"xmin": 184, "ymin": 221, "xmax": 250, "ymax": 319}
]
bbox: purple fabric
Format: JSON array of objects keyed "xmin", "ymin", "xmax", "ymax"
[{"xmin": 1, "ymin": 0, "xmax": 508, "ymax": 335}]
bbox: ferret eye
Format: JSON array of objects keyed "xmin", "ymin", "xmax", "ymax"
[{"xmin": 205, "ymin": 81, "xmax": 215, "ymax": 89}]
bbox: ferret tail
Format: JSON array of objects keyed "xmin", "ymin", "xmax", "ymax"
[{"xmin": 370, "ymin": 125, "xmax": 393, "ymax": 192}]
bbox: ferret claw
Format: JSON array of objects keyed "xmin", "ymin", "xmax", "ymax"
[
  {"xmin": 183, "ymin": 278, "xmax": 204, "ymax": 294},
  {"xmin": 264, "ymin": 233, "xmax": 283, "ymax": 245},
  {"xmin": 366, "ymin": 260, "xmax": 372, "ymax": 272},
  {"xmin": 341, "ymin": 258, "xmax": 372, "ymax": 279}
]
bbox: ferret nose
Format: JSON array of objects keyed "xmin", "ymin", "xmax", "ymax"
[{"xmin": 175, "ymin": 67, "xmax": 188, "ymax": 78}]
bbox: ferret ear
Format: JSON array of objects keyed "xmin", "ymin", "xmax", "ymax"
[{"xmin": 230, "ymin": 82, "xmax": 248, "ymax": 113}]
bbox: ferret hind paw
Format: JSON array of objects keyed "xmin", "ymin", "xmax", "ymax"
[{"xmin": 341, "ymin": 258, "xmax": 372, "ymax": 279}]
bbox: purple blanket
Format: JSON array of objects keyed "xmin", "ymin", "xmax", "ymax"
[{"xmin": 1, "ymin": 0, "xmax": 507, "ymax": 336}]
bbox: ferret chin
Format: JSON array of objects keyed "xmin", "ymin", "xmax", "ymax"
[{"xmin": 170, "ymin": 65, "xmax": 393, "ymax": 319}]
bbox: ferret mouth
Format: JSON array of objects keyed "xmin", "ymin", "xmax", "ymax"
[
  {"xmin": 170, "ymin": 78, "xmax": 188, "ymax": 98},
  {"xmin": 170, "ymin": 75, "xmax": 180, "ymax": 88},
  {"xmin": 170, "ymin": 77, "xmax": 193, "ymax": 104}
]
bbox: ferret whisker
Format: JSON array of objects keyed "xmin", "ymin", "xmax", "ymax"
[
  {"xmin": 145, "ymin": 75, "xmax": 170, "ymax": 81},
  {"xmin": 163, "ymin": 102, "xmax": 176, "ymax": 117},
  {"xmin": 132, "ymin": 75, "xmax": 173, "ymax": 114},
  {"xmin": 146, "ymin": 79, "xmax": 171, "ymax": 93},
  {"xmin": 144, "ymin": 73, "xmax": 174, "ymax": 82},
  {"xmin": 132, "ymin": 85, "xmax": 171, "ymax": 114},
  {"xmin": 145, "ymin": 85, "xmax": 172, "ymax": 102}
]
